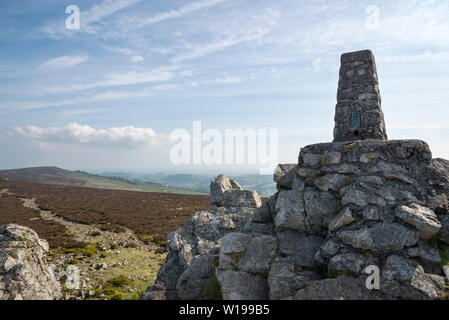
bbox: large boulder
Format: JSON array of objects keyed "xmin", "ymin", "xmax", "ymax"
[{"xmin": 0, "ymin": 224, "xmax": 62, "ymax": 300}]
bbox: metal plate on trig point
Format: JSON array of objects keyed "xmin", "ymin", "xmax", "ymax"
[{"xmin": 351, "ymin": 112, "xmax": 360, "ymax": 129}]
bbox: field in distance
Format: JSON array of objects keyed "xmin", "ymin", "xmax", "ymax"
[{"xmin": 0, "ymin": 166, "xmax": 205, "ymax": 195}]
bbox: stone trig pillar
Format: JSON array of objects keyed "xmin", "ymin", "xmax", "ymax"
[{"xmin": 333, "ymin": 50, "xmax": 387, "ymax": 142}]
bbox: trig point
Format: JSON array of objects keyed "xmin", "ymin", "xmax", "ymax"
[{"xmin": 333, "ymin": 50, "xmax": 387, "ymax": 142}]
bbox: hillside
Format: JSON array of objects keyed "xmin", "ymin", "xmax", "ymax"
[
  {"xmin": 0, "ymin": 167, "xmax": 205, "ymax": 195},
  {"xmin": 101, "ymin": 172, "xmax": 277, "ymax": 197}
]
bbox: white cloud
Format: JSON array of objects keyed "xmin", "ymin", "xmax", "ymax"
[
  {"xmin": 37, "ymin": 55, "xmax": 88, "ymax": 71},
  {"xmin": 11, "ymin": 122, "xmax": 168, "ymax": 149},
  {"xmin": 211, "ymin": 76, "xmax": 242, "ymax": 85},
  {"xmin": 131, "ymin": 55, "xmax": 145, "ymax": 63}
]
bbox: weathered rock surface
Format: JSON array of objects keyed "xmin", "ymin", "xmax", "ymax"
[
  {"xmin": 0, "ymin": 224, "xmax": 62, "ymax": 300},
  {"xmin": 395, "ymin": 203, "xmax": 441, "ymax": 239}
]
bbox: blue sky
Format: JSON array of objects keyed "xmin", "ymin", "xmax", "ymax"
[{"xmin": 1, "ymin": 0, "xmax": 449, "ymax": 174}]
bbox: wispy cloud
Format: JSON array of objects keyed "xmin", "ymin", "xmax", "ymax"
[
  {"xmin": 37, "ymin": 55, "xmax": 88, "ymax": 71},
  {"xmin": 44, "ymin": 67, "xmax": 176, "ymax": 93},
  {"xmin": 39, "ymin": 0, "xmax": 141, "ymax": 37},
  {"xmin": 0, "ymin": 88, "xmax": 154, "ymax": 112},
  {"xmin": 125, "ymin": 0, "xmax": 228, "ymax": 29}
]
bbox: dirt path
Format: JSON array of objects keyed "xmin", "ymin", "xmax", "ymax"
[{"xmin": 1, "ymin": 188, "xmax": 155, "ymax": 251}]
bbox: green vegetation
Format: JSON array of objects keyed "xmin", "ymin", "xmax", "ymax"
[
  {"xmin": 108, "ymin": 275, "xmax": 132, "ymax": 287},
  {"xmin": 63, "ymin": 243, "xmax": 99, "ymax": 257},
  {"xmin": 200, "ymin": 274, "xmax": 222, "ymax": 300}
]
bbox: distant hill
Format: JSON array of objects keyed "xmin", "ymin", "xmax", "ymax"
[
  {"xmin": 0, "ymin": 167, "xmax": 205, "ymax": 195},
  {"xmin": 101, "ymin": 172, "xmax": 277, "ymax": 197}
]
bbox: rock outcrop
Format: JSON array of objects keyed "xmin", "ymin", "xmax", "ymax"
[
  {"xmin": 141, "ymin": 175, "xmax": 262, "ymax": 300},
  {"xmin": 0, "ymin": 224, "xmax": 62, "ymax": 300},
  {"xmin": 142, "ymin": 49, "xmax": 449, "ymax": 300}
]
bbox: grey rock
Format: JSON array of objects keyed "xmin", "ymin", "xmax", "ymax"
[
  {"xmin": 219, "ymin": 233, "xmax": 252, "ymax": 270},
  {"xmin": 176, "ymin": 252, "xmax": 216, "ymax": 300},
  {"xmin": 302, "ymin": 153, "xmax": 322, "ymax": 167},
  {"xmin": 278, "ymin": 231, "xmax": 324, "ymax": 267},
  {"xmin": 216, "ymin": 269, "xmax": 268, "ymax": 300},
  {"xmin": 222, "ymin": 190, "xmax": 262, "ymax": 209},
  {"xmin": 251, "ymin": 202, "xmax": 272, "ymax": 223},
  {"xmin": 239, "ymin": 235, "xmax": 277, "ymax": 273},
  {"xmin": 243, "ymin": 222, "xmax": 274, "ymax": 235},
  {"xmin": 427, "ymin": 194, "xmax": 448, "ymax": 212},
  {"xmin": 337, "ymin": 222, "xmax": 420, "ymax": 251},
  {"xmin": 395, "ymin": 203, "xmax": 441, "ymax": 240},
  {"xmin": 381, "ymin": 255, "xmax": 439, "ymax": 299},
  {"xmin": 274, "ymin": 190, "xmax": 306, "ymax": 232},
  {"xmin": 322, "ymin": 151, "xmax": 341, "ymax": 165},
  {"xmin": 358, "ymin": 175, "xmax": 383, "ymax": 185},
  {"xmin": 294, "ymin": 276, "xmax": 371, "ymax": 300},
  {"xmin": 274, "ymin": 164, "xmax": 296, "ymax": 189},
  {"xmin": 314, "ymin": 174, "xmax": 349, "ymax": 192},
  {"xmin": 363, "ymin": 207, "xmax": 379, "ymax": 221},
  {"xmin": 328, "ymin": 253, "xmax": 367, "ymax": 274},
  {"xmin": 341, "ymin": 187, "xmax": 386, "ymax": 207},
  {"xmin": 304, "ymin": 190, "xmax": 339, "ymax": 233},
  {"xmin": 0, "ymin": 224, "xmax": 62, "ymax": 300},
  {"xmin": 329, "ymin": 207, "xmax": 355, "ymax": 231},
  {"xmin": 268, "ymin": 257, "xmax": 322, "ymax": 300},
  {"xmin": 443, "ymin": 265, "xmax": 449, "ymax": 282},
  {"xmin": 438, "ymin": 215, "xmax": 449, "ymax": 244},
  {"xmin": 407, "ymin": 247, "xmax": 420, "ymax": 258},
  {"xmin": 210, "ymin": 174, "xmax": 242, "ymax": 207},
  {"xmin": 418, "ymin": 241, "xmax": 442, "ymax": 266}
]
